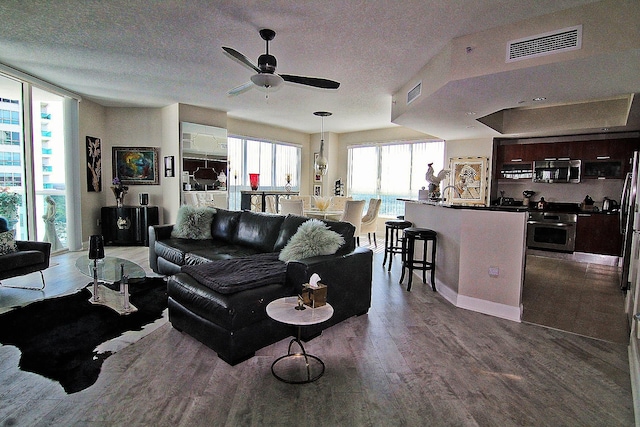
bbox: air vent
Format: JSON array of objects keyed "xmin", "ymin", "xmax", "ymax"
[
  {"xmin": 507, "ymin": 25, "xmax": 582, "ymax": 62},
  {"xmin": 407, "ymin": 81, "xmax": 421, "ymax": 105}
]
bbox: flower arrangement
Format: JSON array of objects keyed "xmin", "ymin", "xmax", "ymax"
[{"xmin": 111, "ymin": 177, "xmax": 129, "ymax": 207}]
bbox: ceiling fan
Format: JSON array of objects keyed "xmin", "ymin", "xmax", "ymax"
[{"xmin": 222, "ymin": 28, "xmax": 340, "ymax": 96}]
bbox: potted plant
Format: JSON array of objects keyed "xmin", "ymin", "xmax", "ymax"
[{"xmin": 0, "ymin": 187, "xmax": 22, "ymax": 229}]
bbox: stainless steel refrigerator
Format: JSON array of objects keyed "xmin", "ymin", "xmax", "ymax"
[{"xmin": 621, "ymin": 151, "xmax": 640, "ymax": 292}]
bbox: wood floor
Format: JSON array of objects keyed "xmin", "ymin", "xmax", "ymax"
[{"xmin": 0, "ymin": 244, "xmax": 634, "ymax": 426}]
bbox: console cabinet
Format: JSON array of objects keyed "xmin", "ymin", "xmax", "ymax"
[{"xmin": 101, "ymin": 206, "xmax": 159, "ymax": 246}]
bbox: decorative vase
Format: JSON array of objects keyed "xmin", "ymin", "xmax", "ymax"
[
  {"xmin": 249, "ymin": 173, "xmax": 260, "ymax": 191},
  {"xmin": 111, "ymin": 187, "xmax": 127, "ymax": 207}
]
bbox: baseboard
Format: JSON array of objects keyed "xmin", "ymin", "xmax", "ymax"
[
  {"xmin": 456, "ymin": 294, "xmax": 522, "ymax": 322},
  {"xmin": 629, "ymin": 341, "xmax": 640, "ymax": 425},
  {"xmin": 434, "ymin": 280, "xmax": 522, "ymax": 323}
]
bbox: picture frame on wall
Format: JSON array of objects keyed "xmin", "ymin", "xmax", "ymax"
[
  {"xmin": 447, "ymin": 156, "xmax": 489, "ymax": 206},
  {"xmin": 313, "ymin": 184, "xmax": 322, "ymax": 197},
  {"xmin": 112, "ymin": 146, "xmax": 160, "ymax": 185},
  {"xmin": 86, "ymin": 136, "xmax": 102, "ymax": 192}
]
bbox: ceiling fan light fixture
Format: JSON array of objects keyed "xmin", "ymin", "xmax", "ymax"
[{"xmin": 250, "ymin": 73, "xmax": 283, "ymax": 88}]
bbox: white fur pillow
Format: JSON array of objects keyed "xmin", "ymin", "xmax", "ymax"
[
  {"xmin": 279, "ymin": 219, "xmax": 345, "ymax": 262},
  {"xmin": 171, "ymin": 205, "xmax": 216, "ymax": 239}
]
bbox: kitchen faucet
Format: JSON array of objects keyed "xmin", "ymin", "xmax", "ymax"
[{"xmin": 441, "ymin": 185, "xmax": 461, "ymax": 200}]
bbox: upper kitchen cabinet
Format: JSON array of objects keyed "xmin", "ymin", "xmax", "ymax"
[
  {"xmin": 495, "ymin": 135, "xmax": 640, "ymax": 182},
  {"xmin": 496, "ymin": 143, "xmax": 533, "ymax": 180}
]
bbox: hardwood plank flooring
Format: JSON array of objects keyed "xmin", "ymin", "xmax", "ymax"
[{"xmin": 0, "ymin": 243, "xmax": 634, "ymax": 426}]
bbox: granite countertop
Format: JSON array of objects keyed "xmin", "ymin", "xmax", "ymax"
[{"xmin": 401, "ymin": 199, "xmax": 620, "ymax": 214}]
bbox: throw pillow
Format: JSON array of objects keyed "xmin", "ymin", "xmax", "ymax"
[
  {"xmin": 171, "ymin": 205, "xmax": 216, "ymax": 239},
  {"xmin": 0, "ymin": 230, "xmax": 18, "ymax": 256},
  {"xmin": 279, "ymin": 218, "xmax": 345, "ymax": 262}
]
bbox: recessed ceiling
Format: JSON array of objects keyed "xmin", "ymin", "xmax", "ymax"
[{"xmin": 0, "ymin": 0, "xmax": 635, "ymax": 139}]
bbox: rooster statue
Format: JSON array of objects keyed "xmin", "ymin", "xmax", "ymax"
[{"xmin": 425, "ymin": 163, "xmax": 450, "ymax": 199}]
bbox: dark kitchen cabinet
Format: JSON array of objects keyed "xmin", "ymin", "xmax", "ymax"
[
  {"xmin": 101, "ymin": 206, "xmax": 159, "ymax": 246},
  {"xmin": 574, "ymin": 213, "xmax": 622, "ymax": 256}
]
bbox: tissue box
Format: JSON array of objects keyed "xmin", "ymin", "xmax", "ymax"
[{"xmin": 302, "ymin": 283, "xmax": 327, "ymax": 308}]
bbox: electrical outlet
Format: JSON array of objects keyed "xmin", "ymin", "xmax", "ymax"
[{"xmin": 488, "ymin": 266, "xmax": 499, "ymax": 277}]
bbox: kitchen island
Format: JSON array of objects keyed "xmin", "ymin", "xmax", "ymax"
[{"xmin": 403, "ymin": 200, "xmax": 527, "ymax": 322}]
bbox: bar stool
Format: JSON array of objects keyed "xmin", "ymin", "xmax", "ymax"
[
  {"xmin": 400, "ymin": 227, "xmax": 437, "ymax": 292},
  {"xmin": 383, "ymin": 220, "xmax": 412, "ymax": 270}
]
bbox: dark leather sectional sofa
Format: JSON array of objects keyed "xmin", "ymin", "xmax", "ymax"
[{"xmin": 149, "ymin": 209, "xmax": 373, "ymax": 365}]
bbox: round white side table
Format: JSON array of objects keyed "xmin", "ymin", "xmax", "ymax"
[{"xmin": 266, "ymin": 296, "xmax": 334, "ymax": 384}]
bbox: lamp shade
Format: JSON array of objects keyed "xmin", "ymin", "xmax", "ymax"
[{"xmin": 88, "ymin": 235, "xmax": 105, "ymax": 259}]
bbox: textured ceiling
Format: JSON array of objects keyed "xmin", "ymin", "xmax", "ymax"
[{"xmin": 0, "ymin": 0, "xmax": 635, "ymax": 139}]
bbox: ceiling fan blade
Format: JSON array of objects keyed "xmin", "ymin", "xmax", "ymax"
[
  {"xmin": 222, "ymin": 47, "xmax": 260, "ymax": 73},
  {"xmin": 280, "ymin": 74, "xmax": 340, "ymax": 89},
  {"xmin": 227, "ymin": 81, "xmax": 254, "ymax": 97}
]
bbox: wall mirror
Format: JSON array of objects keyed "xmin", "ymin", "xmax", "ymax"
[{"xmin": 180, "ymin": 122, "xmax": 229, "ymax": 209}]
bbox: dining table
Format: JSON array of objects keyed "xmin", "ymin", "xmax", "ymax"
[{"xmin": 304, "ymin": 209, "xmax": 343, "ymax": 220}]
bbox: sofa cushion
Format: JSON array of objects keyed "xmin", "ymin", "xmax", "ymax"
[
  {"xmin": 168, "ymin": 273, "xmax": 292, "ymax": 331},
  {"xmin": 323, "ymin": 218, "xmax": 356, "ymax": 255},
  {"xmin": 184, "ymin": 244, "xmax": 262, "ymax": 265},
  {"xmin": 0, "ymin": 230, "xmax": 18, "ymax": 256},
  {"xmin": 171, "ymin": 206, "xmax": 216, "ymax": 239},
  {"xmin": 211, "ymin": 209, "xmax": 242, "ymax": 243},
  {"xmin": 273, "ymin": 214, "xmax": 309, "ymax": 251},
  {"xmin": 279, "ymin": 219, "xmax": 345, "ymax": 262},
  {"xmin": 154, "ymin": 238, "xmax": 216, "ymax": 266},
  {"xmin": 1, "ymin": 249, "xmax": 46, "ymax": 269},
  {"xmin": 182, "ymin": 252, "xmax": 287, "ymax": 294},
  {"xmin": 233, "ymin": 211, "xmax": 284, "ymax": 253}
]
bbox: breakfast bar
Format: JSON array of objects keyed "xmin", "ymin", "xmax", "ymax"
[{"xmin": 403, "ymin": 200, "xmax": 527, "ymax": 322}]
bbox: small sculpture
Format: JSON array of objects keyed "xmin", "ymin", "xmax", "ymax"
[{"xmin": 425, "ymin": 163, "xmax": 450, "ymax": 199}]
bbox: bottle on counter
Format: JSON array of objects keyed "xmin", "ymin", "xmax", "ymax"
[{"xmin": 537, "ymin": 197, "xmax": 547, "ymax": 210}]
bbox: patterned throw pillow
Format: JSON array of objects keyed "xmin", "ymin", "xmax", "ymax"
[
  {"xmin": 279, "ymin": 219, "xmax": 345, "ymax": 262},
  {"xmin": 171, "ymin": 205, "xmax": 217, "ymax": 239},
  {"xmin": 0, "ymin": 230, "xmax": 18, "ymax": 256}
]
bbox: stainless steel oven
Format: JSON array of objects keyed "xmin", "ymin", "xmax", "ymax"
[{"xmin": 527, "ymin": 212, "xmax": 577, "ymax": 252}]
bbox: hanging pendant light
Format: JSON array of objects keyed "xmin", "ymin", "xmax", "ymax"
[{"xmin": 314, "ymin": 111, "xmax": 332, "ymax": 176}]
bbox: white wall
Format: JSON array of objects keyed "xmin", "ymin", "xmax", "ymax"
[{"xmin": 78, "ymin": 99, "xmax": 106, "ymax": 244}]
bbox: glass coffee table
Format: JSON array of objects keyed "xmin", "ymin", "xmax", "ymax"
[
  {"xmin": 75, "ymin": 255, "xmax": 146, "ymax": 315},
  {"xmin": 266, "ymin": 297, "xmax": 334, "ymax": 384}
]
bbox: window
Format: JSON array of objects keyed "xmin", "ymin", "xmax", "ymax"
[
  {"xmin": 348, "ymin": 140, "xmax": 445, "ymax": 217},
  {"xmin": 0, "ymin": 70, "xmax": 78, "ymax": 250},
  {"xmin": 227, "ymin": 136, "xmax": 301, "ymax": 209}
]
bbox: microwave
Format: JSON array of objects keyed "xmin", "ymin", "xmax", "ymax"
[{"xmin": 533, "ymin": 160, "xmax": 581, "ymax": 183}]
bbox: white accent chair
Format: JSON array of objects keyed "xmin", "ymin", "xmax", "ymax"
[
  {"xmin": 290, "ymin": 195, "xmax": 312, "ymax": 210},
  {"xmin": 360, "ymin": 198, "xmax": 382, "ymax": 247},
  {"xmin": 340, "ymin": 200, "xmax": 366, "ymax": 246}
]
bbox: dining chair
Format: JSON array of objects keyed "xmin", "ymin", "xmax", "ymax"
[
  {"xmin": 340, "ymin": 200, "xmax": 366, "ymax": 246},
  {"xmin": 330, "ymin": 196, "xmax": 352, "ymax": 211},
  {"xmin": 290, "ymin": 195, "xmax": 312, "ymax": 210},
  {"xmin": 360, "ymin": 198, "xmax": 382, "ymax": 247},
  {"xmin": 264, "ymin": 195, "xmax": 278, "ymax": 213},
  {"xmin": 279, "ymin": 199, "xmax": 304, "ymax": 216}
]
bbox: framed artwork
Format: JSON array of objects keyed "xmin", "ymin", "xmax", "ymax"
[
  {"xmin": 447, "ymin": 156, "xmax": 489, "ymax": 206},
  {"xmin": 313, "ymin": 184, "xmax": 322, "ymax": 197},
  {"xmin": 86, "ymin": 136, "xmax": 102, "ymax": 192},
  {"xmin": 112, "ymin": 146, "xmax": 160, "ymax": 185}
]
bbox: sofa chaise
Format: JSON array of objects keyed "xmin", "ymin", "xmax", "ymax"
[{"xmin": 149, "ymin": 209, "xmax": 373, "ymax": 365}]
